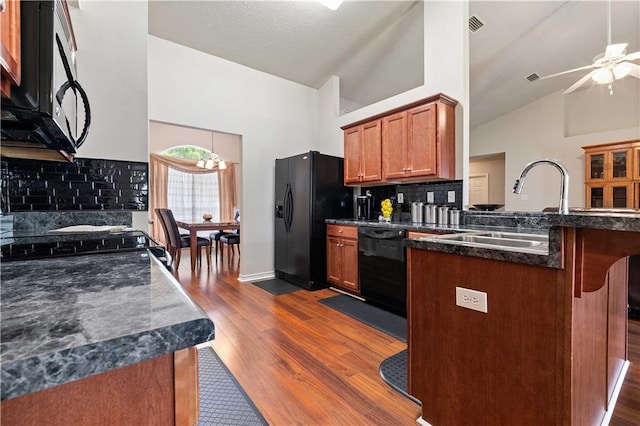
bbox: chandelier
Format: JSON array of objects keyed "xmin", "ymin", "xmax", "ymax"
[{"xmin": 197, "ymin": 132, "xmax": 227, "ymax": 170}]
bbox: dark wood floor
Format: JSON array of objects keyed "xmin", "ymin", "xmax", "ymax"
[{"xmin": 175, "ymin": 254, "xmax": 640, "ymax": 425}]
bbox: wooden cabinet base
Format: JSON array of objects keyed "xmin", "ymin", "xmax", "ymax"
[{"xmin": 1, "ymin": 348, "xmax": 199, "ymax": 426}]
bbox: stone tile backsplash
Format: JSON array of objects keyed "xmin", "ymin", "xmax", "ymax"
[{"xmin": 1, "ymin": 157, "xmax": 148, "ymax": 213}]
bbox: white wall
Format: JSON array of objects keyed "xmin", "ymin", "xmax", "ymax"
[
  {"xmin": 71, "ymin": 1, "xmax": 148, "ymax": 229},
  {"xmin": 471, "ymin": 89, "xmax": 640, "ymax": 212},
  {"xmin": 148, "ymin": 36, "xmax": 319, "ymax": 281}
]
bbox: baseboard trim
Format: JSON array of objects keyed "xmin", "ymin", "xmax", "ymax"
[
  {"xmin": 237, "ymin": 271, "xmax": 275, "ymax": 283},
  {"xmin": 416, "ymin": 416, "xmax": 431, "ymax": 426},
  {"xmin": 601, "ymin": 359, "xmax": 630, "ymax": 426}
]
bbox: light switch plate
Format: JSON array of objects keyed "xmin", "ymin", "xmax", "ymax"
[
  {"xmin": 520, "ymin": 194, "xmax": 528, "ymax": 201},
  {"xmin": 397, "ymin": 193, "xmax": 404, "ymax": 203},
  {"xmin": 456, "ymin": 287, "xmax": 488, "ymax": 313},
  {"xmin": 427, "ymin": 192, "xmax": 434, "ymax": 203},
  {"xmin": 448, "ymin": 191, "xmax": 456, "ymax": 203}
]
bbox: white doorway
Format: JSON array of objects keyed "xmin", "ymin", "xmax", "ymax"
[{"xmin": 469, "ymin": 174, "xmax": 489, "ymax": 206}]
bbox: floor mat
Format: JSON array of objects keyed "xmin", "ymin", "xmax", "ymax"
[
  {"xmin": 318, "ymin": 294, "xmax": 407, "ymax": 342},
  {"xmin": 379, "ymin": 350, "xmax": 420, "ymax": 404},
  {"xmin": 252, "ymin": 278, "xmax": 301, "ymax": 295},
  {"xmin": 198, "ymin": 346, "xmax": 267, "ymax": 426}
]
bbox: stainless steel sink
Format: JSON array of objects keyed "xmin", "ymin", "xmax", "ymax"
[{"xmin": 418, "ymin": 231, "xmax": 549, "ymax": 255}]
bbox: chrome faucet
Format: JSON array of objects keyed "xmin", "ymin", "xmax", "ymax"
[{"xmin": 512, "ymin": 158, "xmax": 569, "ymax": 214}]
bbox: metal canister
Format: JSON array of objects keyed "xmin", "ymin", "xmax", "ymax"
[
  {"xmin": 448, "ymin": 208, "xmax": 460, "ymax": 226},
  {"xmin": 411, "ymin": 202, "xmax": 424, "ymax": 223},
  {"xmin": 425, "ymin": 205, "xmax": 437, "ymax": 224},
  {"xmin": 437, "ymin": 206, "xmax": 449, "ymax": 225}
]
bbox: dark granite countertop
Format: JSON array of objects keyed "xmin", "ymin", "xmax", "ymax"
[
  {"xmin": 0, "ymin": 250, "xmax": 214, "ymax": 401},
  {"xmin": 327, "ymin": 210, "xmax": 640, "ymax": 268}
]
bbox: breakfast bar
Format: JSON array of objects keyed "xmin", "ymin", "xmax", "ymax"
[{"xmin": 402, "ymin": 210, "xmax": 640, "ymax": 426}]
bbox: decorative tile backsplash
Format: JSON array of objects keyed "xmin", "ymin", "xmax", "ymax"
[
  {"xmin": 362, "ymin": 180, "xmax": 463, "ymax": 219},
  {"xmin": 1, "ymin": 157, "xmax": 148, "ymax": 213}
]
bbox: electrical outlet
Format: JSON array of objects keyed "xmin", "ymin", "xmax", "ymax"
[
  {"xmin": 456, "ymin": 287, "xmax": 488, "ymax": 313},
  {"xmin": 448, "ymin": 191, "xmax": 456, "ymax": 203},
  {"xmin": 520, "ymin": 194, "xmax": 528, "ymax": 201},
  {"xmin": 397, "ymin": 193, "xmax": 404, "ymax": 203},
  {"xmin": 427, "ymin": 192, "xmax": 434, "ymax": 203}
]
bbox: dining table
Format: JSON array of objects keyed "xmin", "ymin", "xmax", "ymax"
[{"xmin": 175, "ymin": 219, "xmax": 240, "ymax": 271}]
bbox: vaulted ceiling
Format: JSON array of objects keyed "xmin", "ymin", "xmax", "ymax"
[{"xmin": 148, "ymin": 1, "xmax": 640, "ymax": 128}]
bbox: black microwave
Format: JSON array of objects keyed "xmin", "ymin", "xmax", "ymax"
[{"xmin": 1, "ymin": 0, "xmax": 90, "ymax": 160}]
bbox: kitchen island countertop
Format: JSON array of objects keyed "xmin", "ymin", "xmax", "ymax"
[
  {"xmin": 327, "ymin": 210, "xmax": 640, "ymax": 268},
  {"xmin": 0, "ymin": 249, "xmax": 214, "ymax": 401}
]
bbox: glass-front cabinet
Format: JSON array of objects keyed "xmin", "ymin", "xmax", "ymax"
[{"xmin": 583, "ymin": 140, "xmax": 639, "ymax": 209}]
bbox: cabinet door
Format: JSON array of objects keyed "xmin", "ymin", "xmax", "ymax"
[
  {"xmin": 360, "ymin": 120, "xmax": 382, "ymax": 183},
  {"xmin": 586, "ymin": 184, "xmax": 605, "ymax": 208},
  {"xmin": 585, "ymin": 151, "xmax": 607, "ymax": 182},
  {"xmin": 341, "ymin": 238, "xmax": 359, "ymax": 291},
  {"xmin": 609, "ymin": 148, "xmax": 632, "ymax": 180},
  {"xmin": 344, "ymin": 126, "xmax": 362, "ymax": 184},
  {"xmin": 0, "ymin": 0, "xmax": 21, "ymax": 98},
  {"xmin": 407, "ymin": 103, "xmax": 437, "ymax": 177},
  {"xmin": 634, "ymin": 147, "xmax": 640, "ymax": 181},
  {"xmin": 382, "ymin": 112, "xmax": 408, "ymax": 180},
  {"xmin": 327, "ymin": 236, "xmax": 342, "ymax": 285},
  {"xmin": 609, "ymin": 182, "xmax": 634, "ymax": 208}
]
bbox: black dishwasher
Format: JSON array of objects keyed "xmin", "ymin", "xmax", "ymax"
[{"xmin": 358, "ymin": 227, "xmax": 406, "ymax": 316}]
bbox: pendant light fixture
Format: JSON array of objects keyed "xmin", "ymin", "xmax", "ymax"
[{"xmin": 197, "ymin": 132, "xmax": 227, "ymax": 170}]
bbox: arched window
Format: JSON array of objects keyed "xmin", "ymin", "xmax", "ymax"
[{"xmin": 162, "ymin": 146, "xmax": 221, "ymax": 223}]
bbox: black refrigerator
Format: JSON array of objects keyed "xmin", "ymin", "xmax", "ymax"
[{"xmin": 275, "ymin": 151, "xmax": 353, "ymax": 290}]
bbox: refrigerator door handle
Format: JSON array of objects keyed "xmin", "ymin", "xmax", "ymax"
[{"xmin": 284, "ymin": 183, "xmax": 293, "ymax": 233}]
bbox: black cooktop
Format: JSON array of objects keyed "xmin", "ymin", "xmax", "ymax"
[{"xmin": 0, "ymin": 230, "xmax": 164, "ymax": 262}]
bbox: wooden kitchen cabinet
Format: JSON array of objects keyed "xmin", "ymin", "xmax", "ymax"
[
  {"xmin": 1, "ymin": 347, "xmax": 199, "ymax": 426},
  {"xmin": 0, "ymin": 0, "xmax": 21, "ymax": 98},
  {"xmin": 382, "ymin": 101, "xmax": 455, "ymax": 182},
  {"xmin": 344, "ymin": 120, "xmax": 382, "ymax": 184},
  {"xmin": 583, "ymin": 140, "xmax": 639, "ymax": 208},
  {"xmin": 326, "ymin": 225, "xmax": 359, "ymax": 292},
  {"xmin": 344, "ymin": 93, "xmax": 457, "ymax": 186}
]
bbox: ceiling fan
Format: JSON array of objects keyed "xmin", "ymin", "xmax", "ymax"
[{"xmin": 538, "ymin": 1, "xmax": 640, "ymax": 94}]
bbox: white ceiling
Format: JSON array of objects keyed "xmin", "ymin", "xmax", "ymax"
[{"xmin": 148, "ymin": 0, "xmax": 640, "ymax": 128}]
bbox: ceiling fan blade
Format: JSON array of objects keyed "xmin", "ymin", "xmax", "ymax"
[
  {"xmin": 605, "ymin": 43, "xmax": 628, "ymax": 57},
  {"xmin": 538, "ymin": 64, "xmax": 595, "ymax": 80},
  {"xmin": 621, "ymin": 62, "xmax": 640, "ymax": 78},
  {"xmin": 563, "ymin": 69, "xmax": 599, "ymax": 95},
  {"xmin": 623, "ymin": 51, "xmax": 640, "ymax": 61}
]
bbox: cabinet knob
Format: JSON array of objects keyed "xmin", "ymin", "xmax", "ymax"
[{"xmin": 338, "ymin": 229, "xmax": 343, "ymax": 233}]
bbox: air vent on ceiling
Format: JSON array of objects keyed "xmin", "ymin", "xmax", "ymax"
[
  {"xmin": 468, "ymin": 15, "xmax": 485, "ymax": 33},
  {"xmin": 525, "ymin": 73, "xmax": 540, "ymax": 83}
]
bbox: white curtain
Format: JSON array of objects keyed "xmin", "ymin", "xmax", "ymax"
[{"xmin": 167, "ymin": 167, "xmax": 220, "ymax": 223}]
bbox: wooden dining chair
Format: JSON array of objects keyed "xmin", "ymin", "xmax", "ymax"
[{"xmin": 158, "ymin": 208, "xmax": 211, "ymax": 270}]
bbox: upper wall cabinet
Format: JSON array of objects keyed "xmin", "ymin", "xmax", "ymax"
[
  {"xmin": 344, "ymin": 119, "xmax": 383, "ymax": 184},
  {"xmin": 342, "ymin": 94, "xmax": 457, "ymax": 186},
  {"xmin": 0, "ymin": 0, "xmax": 21, "ymax": 98}
]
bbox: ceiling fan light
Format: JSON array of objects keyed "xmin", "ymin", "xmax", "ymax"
[
  {"xmin": 205, "ymin": 157, "xmax": 214, "ymax": 169},
  {"xmin": 196, "ymin": 159, "xmax": 205, "ymax": 168},
  {"xmin": 218, "ymin": 160, "xmax": 227, "ymax": 170},
  {"xmin": 592, "ymin": 68, "xmax": 613, "ymax": 84},
  {"xmin": 613, "ymin": 64, "xmax": 631, "ymax": 79}
]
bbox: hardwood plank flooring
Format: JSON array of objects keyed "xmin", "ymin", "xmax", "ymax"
[
  {"xmin": 174, "ymin": 255, "xmax": 420, "ymax": 425},
  {"xmin": 175, "ymin": 255, "xmax": 640, "ymax": 425}
]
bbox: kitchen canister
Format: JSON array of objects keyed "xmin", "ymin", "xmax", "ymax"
[
  {"xmin": 425, "ymin": 204, "xmax": 437, "ymax": 224},
  {"xmin": 411, "ymin": 202, "xmax": 424, "ymax": 223},
  {"xmin": 437, "ymin": 206, "xmax": 449, "ymax": 225},
  {"xmin": 448, "ymin": 208, "xmax": 460, "ymax": 226}
]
